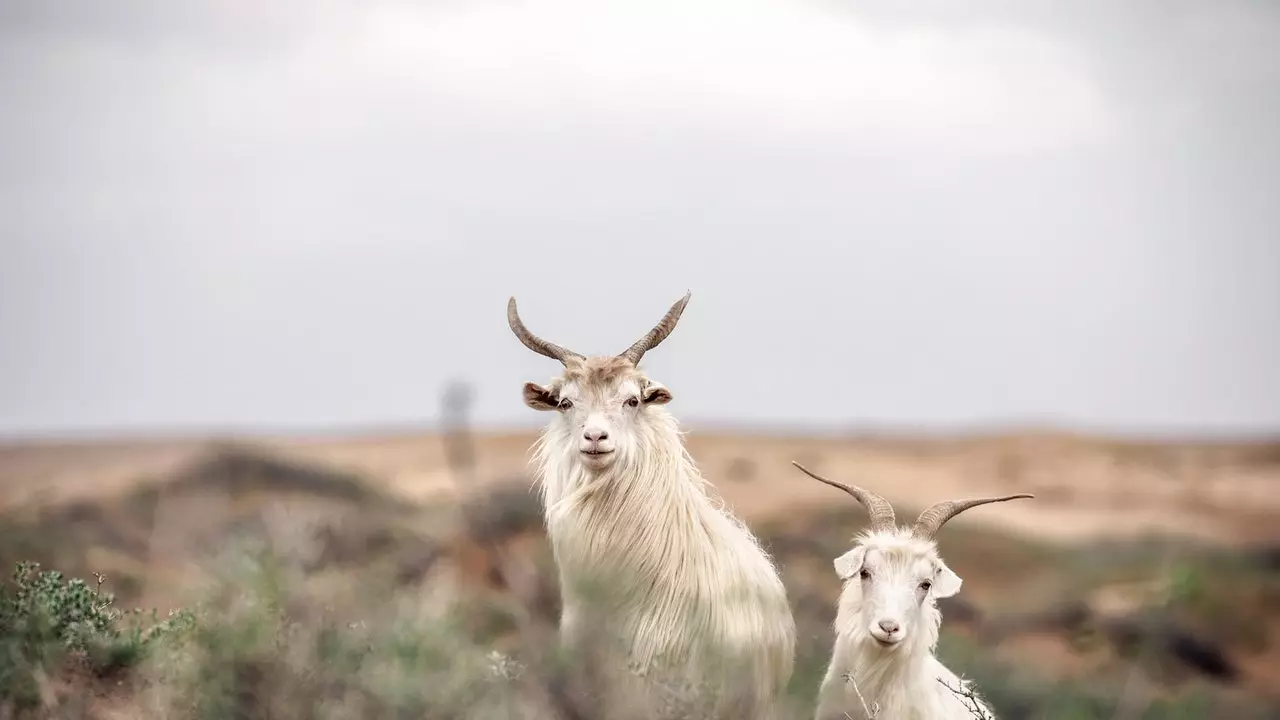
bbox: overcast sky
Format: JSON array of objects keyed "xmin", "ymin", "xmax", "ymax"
[{"xmin": 1, "ymin": 0, "xmax": 1278, "ymax": 439}]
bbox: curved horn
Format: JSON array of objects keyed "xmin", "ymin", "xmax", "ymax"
[
  {"xmin": 618, "ymin": 291, "xmax": 692, "ymax": 365},
  {"xmin": 911, "ymin": 494, "xmax": 1035, "ymax": 541},
  {"xmin": 791, "ymin": 461, "xmax": 897, "ymax": 533},
  {"xmin": 507, "ymin": 297, "xmax": 583, "ymax": 364}
]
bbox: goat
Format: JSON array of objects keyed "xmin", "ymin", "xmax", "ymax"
[
  {"xmin": 791, "ymin": 461, "xmax": 1032, "ymax": 720},
  {"xmin": 508, "ymin": 293, "xmax": 796, "ymax": 720}
]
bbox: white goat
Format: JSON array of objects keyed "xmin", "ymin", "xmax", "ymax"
[
  {"xmin": 508, "ymin": 293, "xmax": 796, "ymax": 720},
  {"xmin": 791, "ymin": 462, "xmax": 1032, "ymax": 720}
]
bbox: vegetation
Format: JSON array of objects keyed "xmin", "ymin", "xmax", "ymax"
[
  {"xmin": 2, "ymin": 541, "xmax": 1273, "ymax": 719},
  {"xmin": 1, "ymin": 560, "xmax": 193, "ymax": 714},
  {"xmin": 0, "ymin": 442, "xmax": 1275, "ymax": 718}
]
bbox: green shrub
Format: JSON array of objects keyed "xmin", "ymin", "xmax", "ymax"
[
  {"xmin": 141, "ymin": 543, "xmax": 546, "ymax": 720},
  {"xmin": 0, "ymin": 561, "xmax": 193, "ymax": 711}
]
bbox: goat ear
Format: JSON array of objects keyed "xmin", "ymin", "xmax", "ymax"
[
  {"xmin": 833, "ymin": 547, "xmax": 866, "ymax": 580},
  {"xmin": 523, "ymin": 383, "xmax": 559, "ymax": 411},
  {"xmin": 642, "ymin": 381, "xmax": 673, "ymax": 406},
  {"xmin": 931, "ymin": 559, "xmax": 963, "ymax": 598}
]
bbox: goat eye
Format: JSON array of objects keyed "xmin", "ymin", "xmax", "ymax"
[
  {"xmin": 859, "ymin": 569, "xmax": 871, "ymax": 580},
  {"xmin": 625, "ymin": 397, "xmax": 640, "ymax": 408},
  {"xmin": 919, "ymin": 581, "xmax": 932, "ymax": 592},
  {"xmin": 557, "ymin": 399, "xmax": 573, "ymax": 411}
]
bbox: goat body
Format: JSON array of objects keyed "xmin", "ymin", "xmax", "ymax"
[
  {"xmin": 535, "ymin": 400, "xmax": 795, "ymax": 720},
  {"xmin": 787, "ymin": 462, "xmax": 1028, "ymax": 720},
  {"xmin": 814, "ymin": 531, "xmax": 994, "ymax": 720},
  {"xmin": 508, "ymin": 295, "xmax": 796, "ymax": 719}
]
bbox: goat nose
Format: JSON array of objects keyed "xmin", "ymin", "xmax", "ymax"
[
  {"xmin": 584, "ymin": 428, "xmax": 609, "ymax": 442},
  {"xmin": 878, "ymin": 620, "xmax": 900, "ymax": 635}
]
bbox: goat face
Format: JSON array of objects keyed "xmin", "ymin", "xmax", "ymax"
[
  {"xmin": 833, "ymin": 534, "xmax": 962, "ymax": 650},
  {"xmin": 508, "ymin": 293, "xmax": 689, "ymax": 473},
  {"xmin": 789, "ymin": 461, "xmax": 1032, "ymax": 653},
  {"xmin": 523, "ymin": 356, "xmax": 673, "ymax": 472}
]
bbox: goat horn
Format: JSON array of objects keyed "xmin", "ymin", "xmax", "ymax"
[
  {"xmin": 791, "ymin": 461, "xmax": 897, "ymax": 533},
  {"xmin": 507, "ymin": 297, "xmax": 584, "ymax": 365},
  {"xmin": 618, "ymin": 291, "xmax": 692, "ymax": 365},
  {"xmin": 911, "ymin": 494, "xmax": 1035, "ymax": 541}
]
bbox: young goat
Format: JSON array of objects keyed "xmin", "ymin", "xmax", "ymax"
[
  {"xmin": 509, "ymin": 293, "xmax": 795, "ymax": 720},
  {"xmin": 792, "ymin": 462, "xmax": 1032, "ymax": 720}
]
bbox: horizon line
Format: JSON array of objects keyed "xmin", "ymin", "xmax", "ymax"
[{"xmin": 2, "ymin": 416, "xmax": 1278, "ymax": 448}]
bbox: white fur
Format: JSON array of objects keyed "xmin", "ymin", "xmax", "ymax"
[
  {"xmin": 526, "ymin": 359, "xmax": 796, "ymax": 720},
  {"xmin": 814, "ymin": 528, "xmax": 993, "ymax": 720}
]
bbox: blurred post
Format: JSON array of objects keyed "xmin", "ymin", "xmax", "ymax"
[{"xmin": 441, "ymin": 380, "xmax": 477, "ymax": 486}]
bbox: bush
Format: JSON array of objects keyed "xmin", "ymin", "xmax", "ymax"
[
  {"xmin": 0, "ymin": 561, "xmax": 193, "ymax": 712},
  {"xmin": 138, "ymin": 540, "xmax": 557, "ymax": 720},
  {"xmin": 3, "ymin": 534, "xmax": 1277, "ymax": 719}
]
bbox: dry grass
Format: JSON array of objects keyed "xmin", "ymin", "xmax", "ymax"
[{"xmin": 1, "ymin": 430, "xmax": 1277, "ymax": 718}]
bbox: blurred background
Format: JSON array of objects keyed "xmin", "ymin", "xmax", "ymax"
[{"xmin": 1, "ymin": 1, "xmax": 1278, "ymax": 718}]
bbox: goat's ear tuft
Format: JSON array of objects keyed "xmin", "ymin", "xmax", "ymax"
[
  {"xmin": 642, "ymin": 381, "xmax": 673, "ymax": 406},
  {"xmin": 931, "ymin": 559, "xmax": 962, "ymax": 598},
  {"xmin": 833, "ymin": 546, "xmax": 866, "ymax": 580},
  {"xmin": 523, "ymin": 383, "xmax": 559, "ymax": 411}
]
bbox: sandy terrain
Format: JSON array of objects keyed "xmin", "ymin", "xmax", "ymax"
[
  {"xmin": 2, "ymin": 428, "xmax": 1278, "ymax": 716},
  {"xmin": 2, "ymin": 429, "xmax": 1277, "ymax": 548}
]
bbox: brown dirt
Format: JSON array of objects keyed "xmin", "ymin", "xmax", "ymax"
[
  {"xmin": 6, "ymin": 430, "xmax": 1275, "ymax": 546},
  {"xmin": 2, "ymin": 429, "xmax": 1278, "ymax": 714}
]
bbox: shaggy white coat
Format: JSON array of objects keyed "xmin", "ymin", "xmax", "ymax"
[
  {"xmin": 532, "ymin": 379, "xmax": 795, "ymax": 720},
  {"xmin": 814, "ymin": 529, "xmax": 993, "ymax": 720}
]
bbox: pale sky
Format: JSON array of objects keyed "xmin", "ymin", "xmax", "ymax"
[{"xmin": 1, "ymin": 0, "xmax": 1278, "ymax": 438}]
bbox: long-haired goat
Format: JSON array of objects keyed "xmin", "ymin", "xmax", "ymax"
[
  {"xmin": 508, "ymin": 293, "xmax": 795, "ymax": 720},
  {"xmin": 791, "ymin": 462, "xmax": 1032, "ymax": 720}
]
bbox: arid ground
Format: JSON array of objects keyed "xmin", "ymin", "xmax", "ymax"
[{"xmin": 2, "ymin": 428, "xmax": 1278, "ymax": 718}]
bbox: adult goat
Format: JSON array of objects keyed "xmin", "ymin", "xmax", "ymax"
[
  {"xmin": 508, "ymin": 292, "xmax": 795, "ymax": 720},
  {"xmin": 792, "ymin": 461, "xmax": 1032, "ymax": 720}
]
